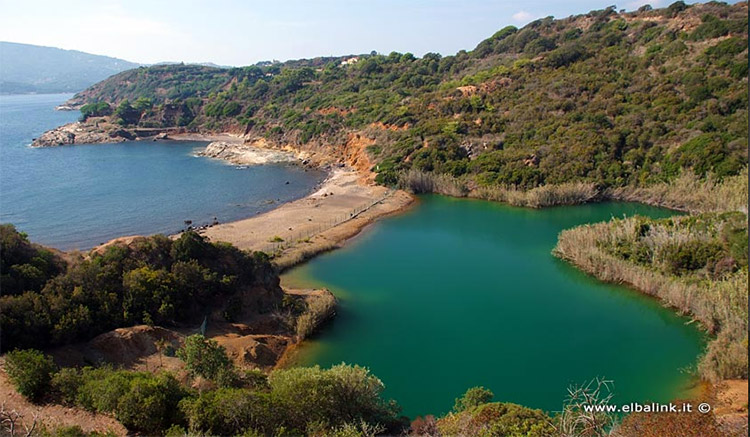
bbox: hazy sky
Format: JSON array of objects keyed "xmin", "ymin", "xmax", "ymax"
[{"xmin": 0, "ymin": 0, "xmax": 710, "ymax": 66}]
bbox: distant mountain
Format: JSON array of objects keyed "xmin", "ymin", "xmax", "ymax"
[
  {"xmin": 153, "ymin": 61, "xmax": 234, "ymax": 69},
  {"xmin": 0, "ymin": 42, "xmax": 141, "ymax": 94}
]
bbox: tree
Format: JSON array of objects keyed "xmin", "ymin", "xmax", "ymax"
[
  {"xmin": 176, "ymin": 334, "xmax": 232, "ymax": 380},
  {"xmin": 113, "ymin": 100, "xmax": 141, "ymax": 125},
  {"xmin": 4, "ymin": 349, "xmax": 56, "ymax": 402},
  {"xmin": 78, "ymin": 102, "xmax": 112, "ymax": 120}
]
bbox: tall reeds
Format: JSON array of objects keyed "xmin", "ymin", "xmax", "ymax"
[{"xmin": 609, "ymin": 167, "xmax": 749, "ymax": 214}]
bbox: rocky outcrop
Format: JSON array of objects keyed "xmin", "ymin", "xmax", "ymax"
[
  {"xmin": 31, "ymin": 121, "xmax": 186, "ymax": 147},
  {"xmin": 196, "ymin": 141, "xmax": 300, "ymax": 165},
  {"xmin": 31, "ymin": 122, "xmax": 128, "ymax": 147}
]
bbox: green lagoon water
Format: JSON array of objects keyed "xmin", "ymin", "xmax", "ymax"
[{"xmin": 283, "ymin": 195, "xmax": 706, "ymax": 418}]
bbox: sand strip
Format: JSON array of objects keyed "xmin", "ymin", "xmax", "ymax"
[{"xmin": 199, "ymin": 168, "xmax": 414, "ymax": 269}]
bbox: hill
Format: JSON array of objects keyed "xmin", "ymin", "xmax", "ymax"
[
  {"xmin": 52, "ymin": 2, "xmax": 748, "ymax": 205},
  {"xmin": 0, "ymin": 41, "xmax": 140, "ymax": 94}
]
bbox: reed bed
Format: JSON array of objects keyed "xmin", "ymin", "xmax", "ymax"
[
  {"xmin": 398, "ymin": 167, "xmax": 748, "ymax": 213},
  {"xmin": 295, "ymin": 291, "xmax": 337, "ymax": 341},
  {"xmin": 609, "ymin": 167, "xmax": 749, "ymax": 214},
  {"xmin": 397, "ymin": 169, "xmax": 600, "ymax": 207}
]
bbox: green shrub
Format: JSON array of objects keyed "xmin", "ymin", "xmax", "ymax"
[
  {"xmin": 662, "ymin": 240, "xmax": 723, "ymax": 275},
  {"xmin": 180, "ymin": 388, "xmax": 272, "ymax": 436},
  {"xmin": 51, "ymin": 367, "xmax": 84, "ymax": 405},
  {"xmin": 75, "ymin": 368, "xmax": 188, "ymax": 434},
  {"xmin": 438, "ymin": 402, "xmax": 554, "ymax": 437},
  {"xmin": 453, "ymin": 386, "xmax": 494, "ymax": 412},
  {"xmin": 4, "ymin": 349, "xmax": 56, "ymax": 401},
  {"xmin": 176, "ymin": 334, "xmax": 232, "ymax": 381},
  {"xmin": 268, "ymin": 364, "xmax": 402, "ymax": 432},
  {"xmin": 115, "ymin": 373, "xmax": 187, "ymax": 433}
]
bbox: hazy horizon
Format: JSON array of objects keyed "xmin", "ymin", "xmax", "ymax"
[{"xmin": 2, "ymin": 0, "xmax": 737, "ymax": 67}]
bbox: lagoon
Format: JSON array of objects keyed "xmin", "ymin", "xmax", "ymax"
[{"xmin": 283, "ymin": 195, "xmax": 705, "ymax": 417}]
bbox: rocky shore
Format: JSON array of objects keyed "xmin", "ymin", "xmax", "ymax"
[
  {"xmin": 196, "ymin": 140, "xmax": 300, "ymax": 165},
  {"xmin": 30, "ymin": 119, "xmax": 185, "ymax": 147}
]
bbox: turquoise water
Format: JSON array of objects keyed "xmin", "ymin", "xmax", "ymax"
[
  {"xmin": 0, "ymin": 94, "xmax": 325, "ymax": 250},
  {"xmin": 283, "ymin": 195, "xmax": 706, "ymax": 417}
]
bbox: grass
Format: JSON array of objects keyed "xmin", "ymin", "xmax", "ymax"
[
  {"xmin": 398, "ymin": 167, "xmax": 748, "ymax": 212},
  {"xmin": 609, "ymin": 168, "xmax": 749, "ymax": 214},
  {"xmin": 398, "ymin": 169, "xmax": 599, "ymax": 207},
  {"xmin": 472, "ymin": 181, "xmax": 599, "ymax": 208}
]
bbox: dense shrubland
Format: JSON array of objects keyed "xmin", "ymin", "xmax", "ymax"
[
  {"xmin": 2, "ymin": 342, "xmax": 734, "ymax": 436},
  {"xmin": 4, "ymin": 345, "xmax": 407, "ymax": 436},
  {"xmin": 0, "ymin": 227, "xmax": 281, "ymax": 352},
  {"xmin": 68, "ymin": 2, "xmax": 747, "ymax": 205},
  {"xmin": 555, "ymin": 212, "xmax": 748, "ymax": 381},
  {"xmin": 0, "ymin": 224, "xmax": 66, "ymax": 296}
]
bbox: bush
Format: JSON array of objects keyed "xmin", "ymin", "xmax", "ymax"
[
  {"xmin": 75, "ymin": 368, "xmax": 188, "ymax": 434},
  {"xmin": 453, "ymin": 386, "xmax": 494, "ymax": 412},
  {"xmin": 4, "ymin": 349, "xmax": 56, "ymax": 401},
  {"xmin": 79, "ymin": 102, "xmax": 112, "ymax": 120},
  {"xmin": 180, "ymin": 388, "xmax": 272, "ymax": 436},
  {"xmin": 1, "ymin": 231, "xmax": 278, "ymax": 352},
  {"xmin": 438, "ymin": 402, "xmax": 554, "ymax": 437},
  {"xmin": 115, "ymin": 373, "xmax": 187, "ymax": 433},
  {"xmin": 176, "ymin": 334, "xmax": 233, "ymax": 381},
  {"xmin": 268, "ymin": 364, "xmax": 403, "ymax": 433},
  {"xmin": 51, "ymin": 367, "xmax": 84, "ymax": 405}
]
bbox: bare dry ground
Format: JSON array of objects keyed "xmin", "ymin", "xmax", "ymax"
[{"xmin": 0, "ymin": 360, "xmax": 127, "ymax": 436}]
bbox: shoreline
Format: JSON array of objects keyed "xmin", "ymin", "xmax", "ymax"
[{"xmin": 198, "ymin": 166, "xmax": 415, "ymax": 271}]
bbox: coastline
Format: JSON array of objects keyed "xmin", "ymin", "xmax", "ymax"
[
  {"xmin": 199, "ymin": 166, "xmax": 414, "ymax": 271},
  {"xmin": 24, "ymin": 125, "xmax": 747, "ymax": 427}
]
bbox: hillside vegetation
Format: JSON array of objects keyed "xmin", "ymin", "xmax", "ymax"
[
  {"xmin": 67, "ymin": 2, "xmax": 747, "ymax": 205},
  {"xmin": 0, "ymin": 228, "xmax": 283, "ymax": 352}
]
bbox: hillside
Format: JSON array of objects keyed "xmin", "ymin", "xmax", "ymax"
[
  {"xmin": 0, "ymin": 41, "xmax": 140, "ymax": 94},
  {"xmin": 54, "ymin": 2, "xmax": 748, "ymax": 202}
]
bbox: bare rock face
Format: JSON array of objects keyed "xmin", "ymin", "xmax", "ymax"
[
  {"xmin": 32, "ymin": 124, "xmax": 77, "ymax": 147},
  {"xmin": 196, "ymin": 141, "xmax": 299, "ymax": 165},
  {"xmin": 31, "ymin": 122, "xmax": 131, "ymax": 147}
]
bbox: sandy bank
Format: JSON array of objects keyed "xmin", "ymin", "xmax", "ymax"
[{"xmin": 200, "ymin": 168, "xmax": 414, "ymax": 270}]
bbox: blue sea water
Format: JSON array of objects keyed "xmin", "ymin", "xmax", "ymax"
[{"xmin": 0, "ymin": 94, "xmax": 326, "ymax": 250}]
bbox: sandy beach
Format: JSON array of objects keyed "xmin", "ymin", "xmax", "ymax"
[{"xmin": 200, "ymin": 167, "xmax": 414, "ymax": 269}]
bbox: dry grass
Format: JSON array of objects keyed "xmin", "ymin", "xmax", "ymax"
[
  {"xmin": 609, "ymin": 168, "xmax": 749, "ymax": 214},
  {"xmin": 398, "ymin": 169, "xmax": 600, "ymax": 207},
  {"xmin": 273, "ymin": 239, "xmax": 339, "ymax": 272},
  {"xmin": 398, "ymin": 169, "xmax": 467, "ymax": 197},
  {"xmin": 295, "ymin": 292, "xmax": 336, "ymax": 341},
  {"xmin": 472, "ymin": 181, "xmax": 600, "ymax": 208},
  {"xmin": 398, "ymin": 167, "xmax": 748, "ymax": 213},
  {"xmin": 553, "ymin": 216, "xmax": 748, "ymax": 382}
]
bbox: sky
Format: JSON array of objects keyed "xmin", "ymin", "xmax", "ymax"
[{"xmin": 0, "ymin": 0, "xmax": 724, "ymax": 66}]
